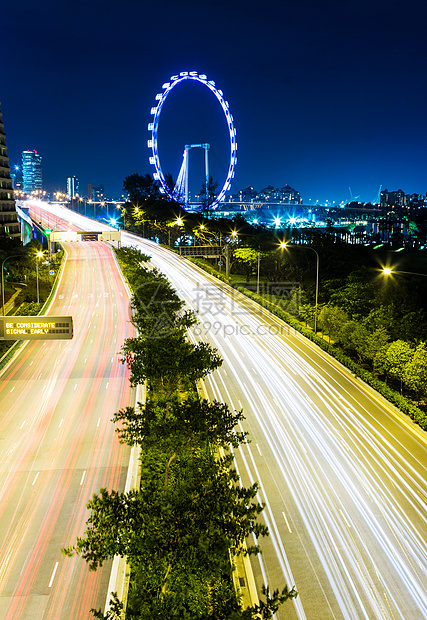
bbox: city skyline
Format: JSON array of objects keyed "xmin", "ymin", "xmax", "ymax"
[{"xmin": 3, "ymin": 0, "xmax": 427, "ymax": 205}]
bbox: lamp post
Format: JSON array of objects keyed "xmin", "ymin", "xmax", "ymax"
[
  {"xmin": 36, "ymin": 251, "xmax": 43, "ymax": 304},
  {"xmin": 281, "ymin": 242, "xmax": 319, "ymax": 333},
  {"xmin": 1, "ymin": 254, "xmax": 22, "ymax": 316}
]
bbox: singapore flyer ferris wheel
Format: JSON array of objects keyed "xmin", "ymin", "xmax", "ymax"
[{"xmin": 148, "ymin": 71, "xmax": 237, "ymax": 209}]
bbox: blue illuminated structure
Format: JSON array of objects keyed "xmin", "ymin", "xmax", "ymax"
[{"xmin": 148, "ymin": 71, "xmax": 237, "ymax": 209}]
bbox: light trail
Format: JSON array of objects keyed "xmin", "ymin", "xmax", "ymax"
[
  {"xmin": 0, "ymin": 236, "xmax": 134, "ymax": 619},
  {"xmin": 25, "ymin": 203, "xmax": 427, "ymax": 619},
  {"xmin": 131, "ymin": 236, "xmax": 427, "ymax": 620}
]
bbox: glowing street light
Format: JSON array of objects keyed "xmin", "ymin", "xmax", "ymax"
[{"xmin": 382, "ymin": 267, "xmax": 427, "ymax": 278}]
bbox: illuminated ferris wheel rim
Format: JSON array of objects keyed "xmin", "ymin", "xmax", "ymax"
[{"xmin": 148, "ymin": 71, "xmax": 237, "ymax": 208}]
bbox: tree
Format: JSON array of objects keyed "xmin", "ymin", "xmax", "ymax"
[
  {"xmin": 122, "ymin": 329, "xmax": 222, "ymax": 404},
  {"xmin": 403, "ymin": 342, "xmax": 427, "ymax": 398},
  {"xmin": 338, "ymin": 320, "xmax": 369, "ymax": 361},
  {"xmin": 66, "ymin": 243, "xmax": 298, "ymax": 620},
  {"xmin": 123, "ymin": 173, "xmax": 160, "ymax": 203},
  {"xmin": 63, "ymin": 446, "xmax": 269, "ymax": 619},
  {"xmin": 379, "ymin": 340, "xmax": 414, "ymax": 391},
  {"xmin": 199, "ymin": 175, "xmax": 219, "ymax": 217},
  {"xmin": 233, "ymin": 247, "xmax": 260, "ymax": 282},
  {"xmin": 363, "ymin": 326, "xmax": 390, "ymax": 363},
  {"xmin": 298, "ymin": 303, "xmax": 316, "ymax": 327},
  {"xmin": 318, "ymin": 305, "xmax": 348, "ymax": 342}
]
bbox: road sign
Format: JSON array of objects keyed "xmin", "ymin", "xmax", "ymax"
[
  {"xmin": 179, "ymin": 245, "xmax": 224, "ymax": 257},
  {"xmin": 0, "ymin": 316, "xmax": 73, "ymax": 340}
]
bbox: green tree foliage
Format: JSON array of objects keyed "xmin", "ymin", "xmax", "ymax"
[
  {"xmin": 403, "ymin": 342, "xmax": 427, "ymax": 397},
  {"xmin": 363, "ymin": 326, "xmax": 390, "ymax": 363},
  {"xmin": 377, "ymin": 340, "xmax": 414, "ymax": 391},
  {"xmin": 233, "ymin": 247, "xmax": 260, "ymax": 282},
  {"xmin": 64, "ymin": 245, "xmax": 297, "ymax": 618},
  {"xmin": 123, "ymin": 173, "xmax": 161, "ymax": 203},
  {"xmin": 122, "ymin": 330, "xmax": 222, "ymax": 401},
  {"xmin": 318, "ymin": 304, "xmax": 348, "ymax": 342},
  {"xmin": 337, "ymin": 320, "xmax": 369, "ymax": 361}
]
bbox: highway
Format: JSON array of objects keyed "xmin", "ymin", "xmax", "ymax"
[
  {"xmin": 0, "ymin": 236, "xmax": 134, "ymax": 619},
  {"xmin": 19, "ymin": 202, "xmax": 427, "ymax": 619},
  {"xmin": 130, "ymin": 236, "xmax": 427, "ymax": 620}
]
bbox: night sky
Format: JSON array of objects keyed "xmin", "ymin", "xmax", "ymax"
[{"xmin": 3, "ymin": 0, "xmax": 427, "ymax": 205}]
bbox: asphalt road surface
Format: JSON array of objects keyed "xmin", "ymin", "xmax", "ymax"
[
  {"xmin": 0, "ymin": 239, "xmax": 134, "ymax": 619},
  {"xmin": 22, "ymin": 203, "xmax": 427, "ymax": 619},
  {"xmin": 130, "ymin": 235, "xmax": 427, "ymax": 620}
]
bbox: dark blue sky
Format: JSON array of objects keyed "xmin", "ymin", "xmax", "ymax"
[{"xmin": 3, "ymin": 0, "xmax": 427, "ymax": 204}]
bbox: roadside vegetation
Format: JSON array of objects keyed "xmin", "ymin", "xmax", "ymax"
[
  {"xmin": 103, "ymin": 172, "xmax": 427, "ymax": 427},
  {"xmin": 63, "ymin": 245, "xmax": 297, "ymax": 619},
  {"xmin": 0, "ymin": 237, "xmax": 63, "ymax": 359}
]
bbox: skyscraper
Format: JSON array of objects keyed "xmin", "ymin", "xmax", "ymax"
[
  {"xmin": 22, "ymin": 149, "xmax": 43, "ymax": 194},
  {"xmin": 0, "ymin": 103, "xmax": 20, "ymax": 238},
  {"xmin": 67, "ymin": 176, "xmax": 79, "ymax": 199}
]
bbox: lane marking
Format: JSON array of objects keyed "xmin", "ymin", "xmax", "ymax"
[
  {"xmin": 256, "ymin": 443, "xmax": 262, "ymax": 456},
  {"xmin": 32, "ymin": 472, "xmax": 40, "ymax": 486},
  {"xmin": 10, "ymin": 387, "xmax": 15, "ymax": 392},
  {"xmin": 80, "ymin": 471, "xmax": 86, "ymax": 485},
  {"xmin": 59, "ymin": 419, "xmax": 63, "ymax": 428},
  {"xmin": 282, "ymin": 511, "xmax": 292, "ymax": 534},
  {"xmin": 299, "ymin": 441, "xmax": 307, "ymax": 454},
  {"xmin": 20, "ymin": 420, "xmax": 26, "ymax": 429},
  {"xmin": 106, "ymin": 382, "xmax": 109, "ymax": 389},
  {"xmin": 48, "ymin": 562, "xmax": 59, "ymax": 587},
  {"xmin": 339, "ymin": 509, "xmax": 351, "ymax": 528},
  {"xmin": 97, "ymin": 418, "xmax": 101, "ymax": 427}
]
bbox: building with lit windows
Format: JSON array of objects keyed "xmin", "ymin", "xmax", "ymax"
[
  {"xmin": 0, "ymin": 103, "xmax": 20, "ymax": 238},
  {"xmin": 67, "ymin": 175, "xmax": 79, "ymax": 199},
  {"xmin": 22, "ymin": 149, "xmax": 43, "ymax": 194}
]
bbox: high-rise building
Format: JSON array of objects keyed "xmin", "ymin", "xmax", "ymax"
[
  {"xmin": 88, "ymin": 183, "xmax": 105, "ymax": 201},
  {"xmin": 0, "ymin": 103, "xmax": 20, "ymax": 238},
  {"xmin": 67, "ymin": 176, "xmax": 79, "ymax": 199},
  {"xmin": 22, "ymin": 149, "xmax": 43, "ymax": 194}
]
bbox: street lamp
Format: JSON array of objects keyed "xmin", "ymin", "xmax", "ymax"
[
  {"xmin": 1, "ymin": 254, "xmax": 22, "ymax": 316},
  {"xmin": 383, "ymin": 267, "xmax": 427, "ymax": 278},
  {"xmin": 280, "ymin": 242, "xmax": 320, "ymax": 333},
  {"xmin": 36, "ymin": 251, "xmax": 43, "ymax": 304}
]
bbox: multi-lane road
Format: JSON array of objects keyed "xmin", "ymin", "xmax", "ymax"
[
  {"xmin": 129, "ymin": 235, "xmax": 427, "ymax": 620},
  {"xmin": 0, "ymin": 230, "xmax": 134, "ymax": 618},
  {"xmin": 3, "ymin": 201, "xmax": 427, "ymax": 619}
]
